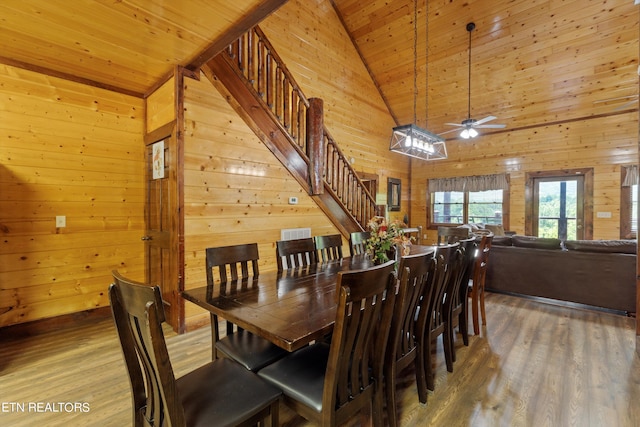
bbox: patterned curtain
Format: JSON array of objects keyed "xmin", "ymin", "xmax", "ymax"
[{"xmin": 428, "ymin": 173, "xmax": 508, "ymax": 193}]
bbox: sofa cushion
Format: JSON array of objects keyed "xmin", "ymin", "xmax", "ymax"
[
  {"xmin": 491, "ymin": 235, "xmax": 513, "ymax": 246},
  {"xmin": 484, "ymin": 224, "xmax": 506, "ymax": 236},
  {"xmin": 564, "ymin": 239, "xmax": 637, "ymax": 254},
  {"xmin": 511, "ymin": 235, "xmax": 562, "ymax": 250}
]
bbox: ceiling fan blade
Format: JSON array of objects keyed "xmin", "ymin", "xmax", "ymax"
[
  {"xmin": 473, "ymin": 115, "xmax": 497, "ymax": 125},
  {"xmin": 438, "ymin": 128, "xmax": 460, "ymax": 136},
  {"xmin": 475, "ymin": 124, "xmax": 506, "ymax": 129},
  {"xmin": 444, "ymin": 122, "xmax": 464, "ymax": 127}
]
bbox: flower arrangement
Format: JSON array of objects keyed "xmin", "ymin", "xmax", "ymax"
[{"xmin": 365, "ymin": 216, "xmax": 414, "ymax": 264}]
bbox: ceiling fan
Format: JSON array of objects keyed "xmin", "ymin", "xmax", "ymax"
[{"xmin": 440, "ymin": 22, "xmax": 506, "ymax": 138}]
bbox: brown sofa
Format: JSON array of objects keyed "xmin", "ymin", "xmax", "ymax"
[{"xmin": 485, "ymin": 235, "xmax": 637, "ymax": 315}]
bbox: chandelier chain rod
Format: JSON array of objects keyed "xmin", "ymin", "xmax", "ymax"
[
  {"xmin": 425, "ymin": 0, "xmax": 428, "ymax": 129},
  {"xmin": 413, "ymin": 0, "xmax": 418, "ymax": 125}
]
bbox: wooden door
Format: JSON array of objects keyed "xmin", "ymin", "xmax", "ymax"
[
  {"xmin": 525, "ymin": 169, "xmax": 593, "ymax": 240},
  {"xmin": 144, "ymin": 123, "xmax": 182, "ymax": 331}
]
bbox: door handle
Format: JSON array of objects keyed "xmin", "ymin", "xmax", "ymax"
[{"xmin": 141, "ymin": 236, "xmax": 152, "ymax": 241}]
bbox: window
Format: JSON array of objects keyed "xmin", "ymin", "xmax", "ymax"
[
  {"xmin": 428, "ymin": 174, "xmax": 509, "ymax": 228},
  {"xmin": 621, "ymin": 165, "xmax": 637, "ymax": 239},
  {"xmin": 524, "ymin": 169, "xmax": 593, "ymax": 239}
]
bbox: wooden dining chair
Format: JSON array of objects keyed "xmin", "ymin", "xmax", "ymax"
[
  {"xmin": 423, "ymin": 243, "xmax": 459, "ymax": 391},
  {"xmin": 469, "ymin": 233, "xmax": 494, "ymax": 335},
  {"xmin": 109, "ymin": 271, "xmax": 282, "ymax": 427},
  {"xmin": 258, "ymin": 260, "xmax": 397, "ymax": 427},
  {"xmin": 348, "ymin": 231, "xmax": 371, "ymax": 256},
  {"xmin": 385, "ymin": 251, "xmax": 436, "ymax": 427},
  {"xmin": 206, "ymin": 243, "xmax": 287, "ymax": 371},
  {"xmin": 276, "ymin": 237, "xmax": 318, "ymax": 271},
  {"xmin": 443, "ymin": 237, "xmax": 476, "ymax": 371},
  {"xmin": 437, "ymin": 226, "xmax": 470, "ymax": 245},
  {"xmin": 314, "ymin": 234, "xmax": 343, "ymax": 262}
]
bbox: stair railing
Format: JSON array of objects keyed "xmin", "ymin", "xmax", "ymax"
[{"xmin": 223, "ymin": 26, "xmax": 376, "ymax": 228}]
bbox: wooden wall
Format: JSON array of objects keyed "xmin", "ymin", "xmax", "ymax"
[
  {"xmin": 260, "ymin": 0, "xmax": 411, "ymax": 218},
  {"xmin": 411, "ymin": 112, "xmax": 638, "ymax": 244},
  {"xmin": 0, "ymin": 65, "xmax": 145, "ymax": 328},
  {"xmin": 181, "ymin": 0, "xmax": 410, "ymax": 328}
]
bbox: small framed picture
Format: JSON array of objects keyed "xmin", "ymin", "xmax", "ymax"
[{"xmin": 388, "ymin": 178, "xmax": 401, "ymax": 211}]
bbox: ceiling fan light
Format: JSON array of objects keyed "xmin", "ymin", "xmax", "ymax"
[
  {"xmin": 468, "ymin": 128, "xmax": 478, "ymax": 138},
  {"xmin": 460, "ymin": 129, "xmax": 470, "ymax": 139}
]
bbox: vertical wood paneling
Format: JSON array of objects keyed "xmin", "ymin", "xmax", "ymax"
[
  {"xmin": 0, "ymin": 65, "xmax": 145, "ymax": 327},
  {"xmin": 412, "ymin": 113, "xmax": 638, "ymax": 244}
]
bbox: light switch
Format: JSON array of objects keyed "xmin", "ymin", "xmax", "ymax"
[
  {"xmin": 56, "ymin": 215, "xmax": 66, "ymax": 227},
  {"xmin": 596, "ymin": 211, "xmax": 612, "ymax": 218}
]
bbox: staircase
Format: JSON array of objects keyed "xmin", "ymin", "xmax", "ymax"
[{"xmin": 201, "ymin": 26, "xmax": 377, "ymax": 237}]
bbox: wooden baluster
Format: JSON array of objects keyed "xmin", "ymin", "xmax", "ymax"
[
  {"xmin": 307, "ymin": 98, "xmax": 324, "ymax": 196},
  {"xmin": 291, "ymin": 90, "xmax": 298, "ymax": 141},
  {"xmin": 267, "ymin": 52, "xmax": 274, "ymax": 108},
  {"xmin": 283, "ymin": 77, "xmax": 290, "ymax": 131},
  {"xmin": 257, "ymin": 40, "xmax": 265, "ymax": 98},
  {"xmin": 247, "ymin": 30, "xmax": 255, "ymax": 84}
]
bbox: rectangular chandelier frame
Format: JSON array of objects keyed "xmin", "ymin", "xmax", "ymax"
[{"xmin": 389, "ymin": 124, "xmax": 447, "ymax": 161}]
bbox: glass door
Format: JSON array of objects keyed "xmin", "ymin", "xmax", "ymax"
[{"xmin": 532, "ymin": 176, "xmax": 584, "ymax": 240}]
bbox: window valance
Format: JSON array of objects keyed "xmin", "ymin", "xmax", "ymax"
[
  {"xmin": 622, "ymin": 165, "xmax": 638, "ymax": 187},
  {"xmin": 428, "ymin": 173, "xmax": 508, "ymax": 193}
]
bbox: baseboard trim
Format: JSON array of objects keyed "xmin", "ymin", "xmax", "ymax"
[{"xmin": 0, "ymin": 307, "xmax": 112, "ymax": 338}]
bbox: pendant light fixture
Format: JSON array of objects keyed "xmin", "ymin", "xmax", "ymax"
[{"xmin": 389, "ymin": 0, "xmax": 446, "ymax": 161}]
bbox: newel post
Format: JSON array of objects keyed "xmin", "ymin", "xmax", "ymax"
[{"xmin": 307, "ymin": 97, "xmax": 324, "ymax": 195}]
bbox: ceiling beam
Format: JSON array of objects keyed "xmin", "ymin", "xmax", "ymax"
[{"xmin": 186, "ymin": 0, "xmax": 289, "ymax": 72}]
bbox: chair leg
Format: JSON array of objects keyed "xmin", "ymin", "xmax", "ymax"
[
  {"xmin": 415, "ymin": 345, "xmax": 428, "ymax": 404},
  {"xmin": 210, "ymin": 313, "xmax": 219, "ymax": 360},
  {"xmin": 444, "ymin": 318, "xmax": 454, "ymax": 373},
  {"xmin": 384, "ymin": 364, "xmax": 399, "ymax": 427},
  {"xmin": 479, "ymin": 276, "xmax": 487, "ymax": 327},
  {"xmin": 459, "ymin": 306, "xmax": 469, "ymax": 347},
  {"xmin": 470, "ymin": 282, "xmax": 480, "ymax": 336},
  {"xmin": 425, "ymin": 335, "xmax": 435, "ymax": 391},
  {"xmin": 269, "ymin": 400, "xmax": 279, "ymax": 427}
]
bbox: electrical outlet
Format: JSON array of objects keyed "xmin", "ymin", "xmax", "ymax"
[
  {"xmin": 288, "ymin": 196, "xmax": 298, "ymax": 205},
  {"xmin": 56, "ymin": 215, "xmax": 66, "ymax": 227},
  {"xmin": 596, "ymin": 211, "xmax": 612, "ymax": 218}
]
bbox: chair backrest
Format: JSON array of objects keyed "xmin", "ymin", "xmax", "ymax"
[
  {"xmin": 401, "ymin": 226, "xmax": 422, "ymax": 245},
  {"xmin": 437, "ymin": 226, "xmax": 469, "ymax": 245},
  {"xmin": 427, "ymin": 243, "xmax": 460, "ymax": 332},
  {"xmin": 206, "ymin": 243, "xmax": 259, "ymax": 284},
  {"xmin": 276, "ymin": 237, "xmax": 318, "ymax": 271},
  {"xmin": 389, "ymin": 251, "xmax": 436, "ymax": 365},
  {"xmin": 314, "ymin": 234, "xmax": 343, "ymax": 262},
  {"xmin": 475, "ymin": 233, "xmax": 494, "ymax": 273},
  {"xmin": 206, "ymin": 243, "xmax": 260, "ymax": 337},
  {"xmin": 445, "ymin": 237, "xmax": 476, "ymax": 315},
  {"xmin": 109, "ymin": 271, "xmax": 185, "ymax": 427},
  {"xmin": 323, "ymin": 260, "xmax": 396, "ymax": 425},
  {"xmin": 349, "ymin": 231, "xmax": 371, "ymax": 257}
]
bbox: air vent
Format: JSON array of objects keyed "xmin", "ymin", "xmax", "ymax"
[{"xmin": 280, "ymin": 227, "xmax": 311, "ymax": 241}]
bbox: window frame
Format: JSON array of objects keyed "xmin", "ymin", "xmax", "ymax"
[{"xmin": 427, "ymin": 187, "xmax": 510, "ymax": 230}]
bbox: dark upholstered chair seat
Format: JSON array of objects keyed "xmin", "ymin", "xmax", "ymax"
[
  {"xmin": 177, "ymin": 358, "xmax": 283, "ymax": 427},
  {"xmin": 258, "ymin": 342, "xmax": 330, "ymax": 413},
  {"xmin": 216, "ymin": 329, "xmax": 288, "ymax": 372}
]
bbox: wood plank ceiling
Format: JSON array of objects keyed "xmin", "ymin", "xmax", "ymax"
[{"xmin": 0, "ymin": 0, "xmax": 637, "ymax": 136}]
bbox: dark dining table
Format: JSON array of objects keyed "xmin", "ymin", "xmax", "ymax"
[{"xmin": 181, "ymin": 245, "xmax": 435, "ymax": 352}]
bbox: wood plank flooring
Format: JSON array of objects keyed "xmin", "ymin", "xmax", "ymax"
[{"xmin": 0, "ymin": 292, "xmax": 638, "ymax": 426}]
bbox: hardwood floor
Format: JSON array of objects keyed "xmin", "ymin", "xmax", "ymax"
[{"xmin": 0, "ymin": 292, "xmax": 638, "ymax": 426}]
